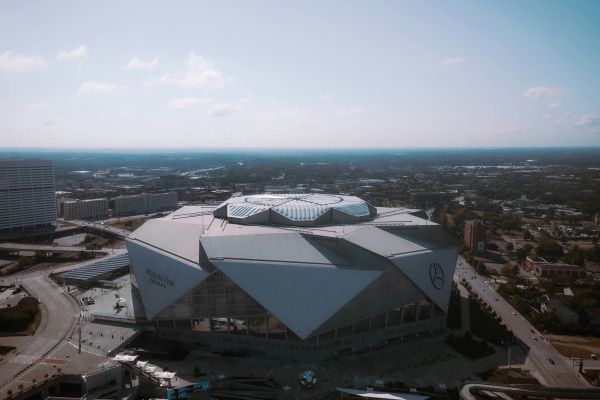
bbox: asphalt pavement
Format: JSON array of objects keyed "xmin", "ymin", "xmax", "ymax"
[
  {"xmin": 0, "ymin": 273, "xmax": 81, "ymax": 391},
  {"xmin": 455, "ymin": 256, "xmax": 589, "ymax": 387}
]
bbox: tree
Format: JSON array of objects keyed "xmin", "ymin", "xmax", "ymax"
[
  {"xmin": 516, "ymin": 248, "xmax": 528, "ymax": 261},
  {"xmin": 578, "ymin": 306, "xmax": 590, "ymax": 327},
  {"xmin": 536, "ymin": 236, "xmax": 564, "ymax": 261},
  {"xmin": 502, "ymin": 264, "xmax": 516, "ymax": 276},
  {"xmin": 476, "ymin": 261, "xmax": 488, "ymax": 276},
  {"xmin": 538, "ymin": 278, "xmax": 557, "ymax": 295},
  {"xmin": 565, "ymin": 246, "xmax": 586, "ymax": 267},
  {"xmin": 506, "ymin": 242, "xmax": 514, "ymax": 251}
]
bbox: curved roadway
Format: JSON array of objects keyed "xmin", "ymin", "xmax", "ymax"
[
  {"xmin": 0, "ymin": 272, "xmax": 81, "ymax": 391},
  {"xmin": 460, "ymin": 383, "xmax": 600, "ymax": 400}
]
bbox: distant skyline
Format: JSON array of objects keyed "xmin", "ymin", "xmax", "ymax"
[{"xmin": 1, "ymin": 1, "xmax": 599, "ymax": 149}]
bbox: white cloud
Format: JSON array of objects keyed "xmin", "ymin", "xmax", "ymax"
[
  {"xmin": 547, "ymin": 102, "xmax": 561, "ymax": 109},
  {"xmin": 207, "ymin": 102, "xmax": 240, "ymax": 117},
  {"xmin": 441, "ymin": 57, "xmax": 465, "ymax": 65},
  {"xmin": 495, "ymin": 126, "xmax": 529, "ymax": 135},
  {"xmin": 57, "ymin": 45, "xmax": 87, "ymax": 61},
  {"xmin": 30, "ymin": 102, "xmax": 48, "ymax": 110},
  {"xmin": 524, "ymin": 86, "xmax": 565, "ymax": 100},
  {"xmin": 126, "ymin": 57, "xmax": 159, "ymax": 69},
  {"xmin": 0, "ymin": 51, "xmax": 46, "ymax": 72},
  {"xmin": 43, "ymin": 116, "xmax": 65, "ymax": 127},
  {"xmin": 166, "ymin": 97, "xmax": 213, "ymax": 111},
  {"xmin": 77, "ymin": 82, "xmax": 126, "ymax": 95},
  {"xmin": 574, "ymin": 114, "xmax": 599, "ymax": 128},
  {"xmin": 337, "ymin": 107, "xmax": 366, "ymax": 117},
  {"xmin": 160, "ymin": 52, "xmax": 229, "ymax": 87},
  {"xmin": 320, "ymin": 93, "xmax": 334, "ymax": 102},
  {"xmin": 253, "ymin": 108, "xmax": 310, "ymax": 124}
]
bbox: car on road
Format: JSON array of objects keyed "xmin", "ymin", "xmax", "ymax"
[
  {"xmin": 512, "ymin": 312, "xmax": 517, "ymax": 316},
  {"xmin": 549, "ymin": 358, "xmax": 555, "ymax": 365}
]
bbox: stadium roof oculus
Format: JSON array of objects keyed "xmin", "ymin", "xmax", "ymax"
[{"xmin": 213, "ymin": 193, "xmax": 377, "ymax": 226}]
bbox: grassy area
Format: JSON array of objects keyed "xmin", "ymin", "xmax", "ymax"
[
  {"xmin": 112, "ymin": 218, "xmax": 148, "ymax": 231},
  {"xmin": 477, "ymin": 367, "xmax": 539, "ymax": 384},
  {"xmin": 27, "ymin": 306, "xmax": 43, "ymax": 335},
  {"xmin": 548, "ymin": 334, "xmax": 600, "ymax": 359},
  {"xmin": 0, "ymin": 296, "xmax": 40, "ymax": 334}
]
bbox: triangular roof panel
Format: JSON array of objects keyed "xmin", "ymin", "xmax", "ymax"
[{"xmin": 211, "ymin": 259, "xmax": 382, "ymax": 339}]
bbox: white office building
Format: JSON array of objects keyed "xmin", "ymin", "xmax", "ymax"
[
  {"xmin": 63, "ymin": 198, "xmax": 109, "ymax": 221},
  {"xmin": 113, "ymin": 192, "xmax": 178, "ymax": 217},
  {"xmin": 0, "ymin": 159, "xmax": 57, "ymax": 231}
]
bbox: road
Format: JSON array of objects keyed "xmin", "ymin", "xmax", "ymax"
[
  {"xmin": 455, "ymin": 256, "xmax": 589, "ymax": 387},
  {"xmin": 0, "ymin": 240, "xmax": 129, "ymax": 391},
  {"xmin": 460, "ymin": 382, "xmax": 600, "ymax": 399},
  {"xmin": 69, "ymin": 220, "xmax": 131, "ymax": 239},
  {"xmin": 0, "ymin": 273, "xmax": 81, "ymax": 391},
  {"xmin": 0, "ymin": 242, "xmax": 109, "ymax": 254}
]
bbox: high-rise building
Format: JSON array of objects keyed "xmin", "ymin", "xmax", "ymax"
[
  {"xmin": 0, "ymin": 159, "xmax": 57, "ymax": 231},
  {"xmin": 63, "ymin": 198, "xmax": 109, "ymax": 220},
  {"xmin": 464, "ymin": 219, "xmax": 485, "ymax": 254}
]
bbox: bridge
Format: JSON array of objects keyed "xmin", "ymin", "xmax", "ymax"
[
  {"xmin": 460, "ymin": 383, "xmax": 600, "ymax": 400},
  {"xmin": 0, "ymin": 242, "xmax": 110, "ymax": 256}
]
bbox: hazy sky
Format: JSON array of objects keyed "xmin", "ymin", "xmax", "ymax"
[{"xmin": 1, "ymin": 1, "xmax": 599, "ymax": 149}]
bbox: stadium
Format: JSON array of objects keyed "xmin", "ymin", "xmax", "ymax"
[{"xmin": 126, "ymin": 194, "xmax": 459, "ymax": 359}]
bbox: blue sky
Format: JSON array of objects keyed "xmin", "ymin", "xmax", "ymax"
[{"xmin": 1, "ymin": 0, "xmax": 599, "ymax": 149}]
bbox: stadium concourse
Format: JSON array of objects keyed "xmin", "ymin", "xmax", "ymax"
[{"xmin": 125, "ymin": 194, "xmax": 459, "ymax": 360}]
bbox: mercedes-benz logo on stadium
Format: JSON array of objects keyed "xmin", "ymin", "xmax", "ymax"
[{"xmin": 429, "ymin": 262, "xmax": 445, "ymax": 290}]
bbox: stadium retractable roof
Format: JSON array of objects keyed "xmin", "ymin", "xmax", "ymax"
[{"xmin": 213, "ymin": 193, "xmax": 377, "ymax": 226}]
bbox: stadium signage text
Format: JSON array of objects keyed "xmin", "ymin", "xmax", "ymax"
[{"xmin": 146, "ymin": 268, "xmax": 175, "ymax": 289}]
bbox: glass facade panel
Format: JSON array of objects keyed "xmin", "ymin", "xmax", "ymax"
[
  {"xmin": 403, "ymin": 304, "xmax": 417, "ymax": 323},
  {"xmin": 417, "ymin": 301, "xmax": 431, "ymax": 321},
  {"xmin": 336, "ymin": 325, "xmax": 353, "ymax": 338},
  {"xmin": 387, "ymin": 309, "xmax": 402, "ymax": 326},
  {"xmin": 248, "ymin": 316, "xmax": 268, "ymax": 337},
  {"xmin": 210, "ymin": 317, "xmax": 229, "ymax": 333},
  {"xmin": 287, "ymin": 328, "xmax": 303, "ymax": 342},
  {"xmin": 354, "ymin": 318, "xmax": 370, "ymax": 334},
  {"xmin": 230, "ymin": 316, "xmax": 248, "ymax": 335},
  {"xmin": 318, "ymin": 330, "xmax": 335, "ymax": 343},
  {"xmin": 267, "ymin": 316, "xmax": 287, "ymax": 340},
  {"xmin": 371, "ymin": 312, "xmax": 387, "ymax": 330},
  {"xmin": 192, "ymin": 318, "xmax": 210, "ymax": 332}
]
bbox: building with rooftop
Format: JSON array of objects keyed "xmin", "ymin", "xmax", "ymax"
[
  {"xmin": 464, "ymin": 219, "xmax": 485, "ymax": 254},
  {"xmin": 63, "ymin": 198, "xmax": 109, "ymax": 220},
  {"xmin": 112, "ymin": 192, "xmax": 177, "ymax": 217},
  {"xmin": 126, "ymin": 193, "xmax": 459, "ymax": 359},
  {"xmin": 0, "ymin": 159, "xmax": 57, "ymax": 232},
  {"xmin": 533, "ymin": 262, "xmax": 586, "ymax": 279}
]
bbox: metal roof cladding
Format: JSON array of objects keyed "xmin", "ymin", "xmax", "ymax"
[{"xmin": 213, "ymin": 193, "xmax": 377, "ymax": 226}]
